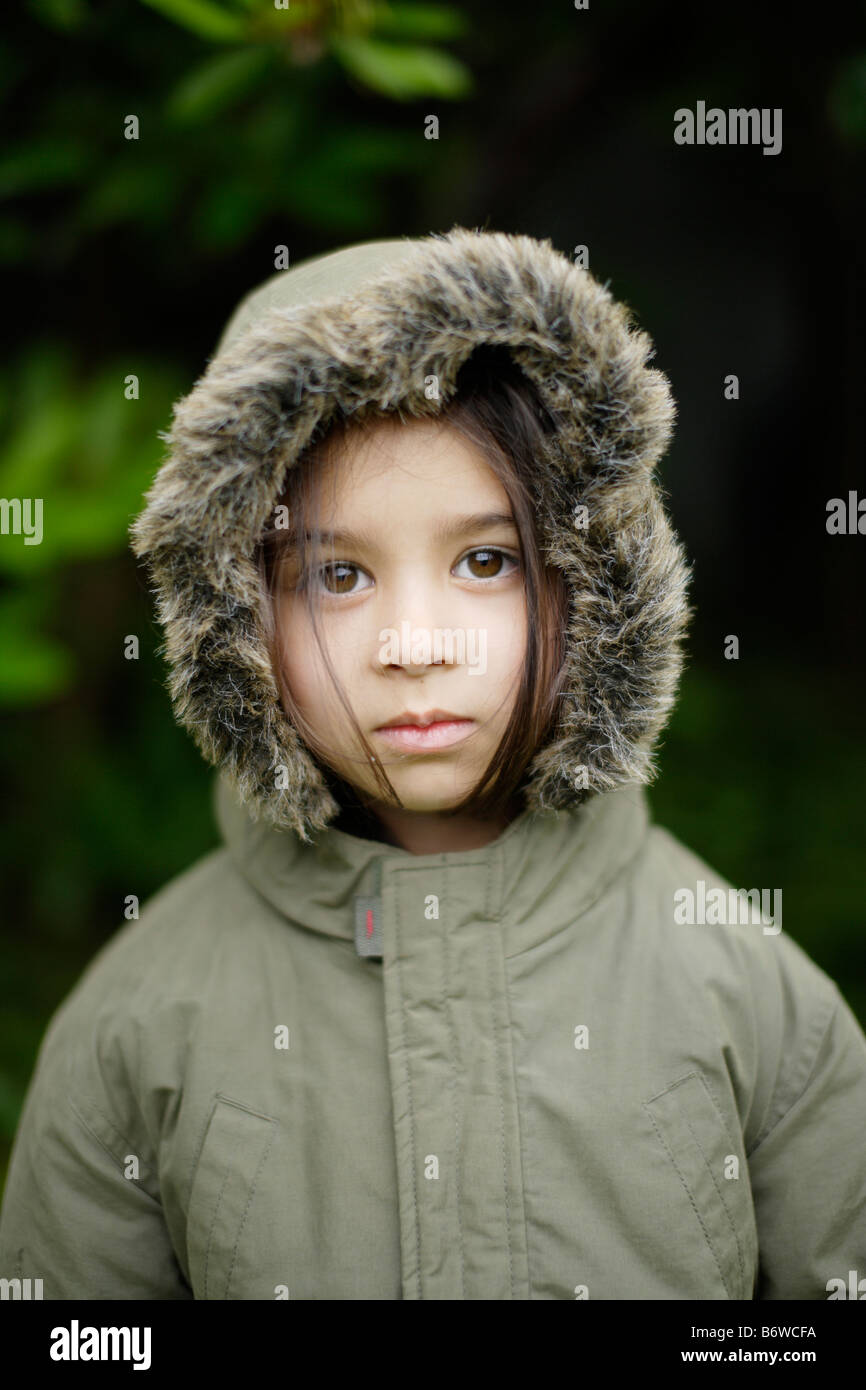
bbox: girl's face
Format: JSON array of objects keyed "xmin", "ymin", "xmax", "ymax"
[{"xmin": 273, "ymin": 415, "xmax": 528, "ymax": 819}]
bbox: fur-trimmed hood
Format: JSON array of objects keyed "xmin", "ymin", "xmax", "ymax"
[{"xmin": 130, "ymin": 225, "xmax": 692, "ymax": 842}]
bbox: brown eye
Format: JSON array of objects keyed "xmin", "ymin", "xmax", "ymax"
[
  {"xmin": 315, "ymin": 562, "xmax": 371, "ymax": 596},
  {"xmin": 454, "ymin": 548, "xmax": 519, "ymax": 581}
]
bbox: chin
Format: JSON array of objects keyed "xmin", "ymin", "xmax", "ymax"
[{"xmin": 388, "ymin": 782, "xmax": 475, "ymax": 815}]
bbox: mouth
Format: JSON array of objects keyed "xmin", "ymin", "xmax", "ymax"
[{"xmin": 373, "ymin": 710, "xmax": 476, "ymax": 752}]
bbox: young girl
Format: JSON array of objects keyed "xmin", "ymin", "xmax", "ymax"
[{"xmin": 2, "ymin": 227, "xmax": 864, "ymax": 1300}]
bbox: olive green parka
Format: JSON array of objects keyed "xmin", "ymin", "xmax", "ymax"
[{"xmin": 1, "ymin": 228, "xmax": 864, "ymax": 1300}]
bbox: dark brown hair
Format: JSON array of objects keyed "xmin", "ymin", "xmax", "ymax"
[{"xmin": 255, "ymin": 346, "xmax": 571, "ymax": 827}]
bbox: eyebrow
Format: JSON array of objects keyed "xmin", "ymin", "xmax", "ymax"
[{"xmin": 302, "ymin": 511, "xmax": 519, "ymax": 549}]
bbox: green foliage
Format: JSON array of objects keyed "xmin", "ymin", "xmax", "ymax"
[
  {"xmin": 6, "ymin": 0, "xmax": 472, "ymax": 271},
  {"xmin": 166, "ymin": 46, "xmax": 275, "ymax": 125},
  {"xmin": 330, "ymin": 35, "xmax": 471, "ymax": 99},
  {"xmin": 648, "ymin": 662, "xmax": 866, "ymax": 1025},
  {"xmin": 139, "ymin": 0, "xmax": 248, "ymax": 42},
  {"xmin": 27, "ymin": 0, "xmax": 90, "ymax": 30},
  {"xmin": 828, "ymin": 53, "xmax": 866, "ymax": 144},
  {"xmin": 136, "ymin": 0, "xmax": 473, "ymax": 98},
  {"xmin": 0, "ymin": 589, "xmax": 74, "ymax": 704},
  {"xmin": 0, "ymin": 140, "xmax": 90, "ymax": 200},
  {"xmin": 368, "ymin": 2, "xmax": 468, "ymax": 40},
  {"xmin": 0, "ymin": 344, "xmax": 186, "ymax": 702}
]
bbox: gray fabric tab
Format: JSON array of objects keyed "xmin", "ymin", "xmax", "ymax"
[{"xmin": 355, "ymin": 896, "xmax": 383, "ymax": 958}]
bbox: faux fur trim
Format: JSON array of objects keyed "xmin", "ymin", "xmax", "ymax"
[{"xmin": 130, "ymin": 225, "xmax": 692, "ymax": 842}]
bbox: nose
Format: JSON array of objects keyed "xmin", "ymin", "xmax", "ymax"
[
  {"xmin": 375, "ymin": 579, "xmax": 455, "ymax": 674},
  {"xmin": 377, "ymin": 618, "xmax": 452, "ymax": 673}
]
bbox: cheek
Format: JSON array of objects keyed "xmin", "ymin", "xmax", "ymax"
[
  {"xmin": 492, "ymin": 595, "xmax": 528, "ymax": 671},
  {"xmin": 274, "ymin": 600, "xmax": 321, "ymax": 708}
]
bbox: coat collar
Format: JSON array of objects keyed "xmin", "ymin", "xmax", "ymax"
[{"xmin": 213, "ymin": 771, "xmax": 650, "ymax": 957}]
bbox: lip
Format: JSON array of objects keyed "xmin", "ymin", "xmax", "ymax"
[
  {"xmin": 375, "ymin": 709, "xmax": 466, "ymax": 730},
  {"xmin": 373, "ymin": 712, "xmax": 476, "ymax": 752}
]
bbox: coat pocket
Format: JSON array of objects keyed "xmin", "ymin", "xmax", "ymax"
[
  {"xmin": 186, "ymin": 1093, "xmax": 277, "ymax": 1300},
  {"xmin": 643, "ymin": 1070, "xmax": 758, "ymax": 1300}
]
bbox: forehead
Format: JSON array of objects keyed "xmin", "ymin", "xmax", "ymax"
[{"xmin": 315, "ymin": 414, "xmax": 507, "ymax": 505}]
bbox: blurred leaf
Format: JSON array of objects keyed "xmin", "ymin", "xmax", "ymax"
[
  {"xmin": 0, "ymin": 140, "xmax": 90, "ymax": 198},
  {"xmin": 0, "ymin": 218, "xmax": 31, "ymax": 265},
  {"xmin": 0, "ymin": 395, "xmax": 80, "ymax": 498},
  {"xmin": 194, "ymin": 176, "xmax": 269, "ymax": 248},
  {"xmin": 75, "ymin": 162, "xmax": 180, "ymax": 233},
  {"xmin": 276, "ymin": 125, "xmax": 417, "ymax": 228},
  {"xmin": 245, "ymin": 0, "xmax": 322, "ymax": 37},
  {"xmin": 0, "ymin": 46, "xmax": 18, "ymax": 99},
  {"xmin": 283, "ymin": 167, "xmax": 384, "ymax": 230},
  {"xmin": 369, "ymin": 2, "xmax": 468, "ymax": 40},
  {"xmin": 0, "ymin": 343, "xmax": 185, "ymax": 575},
  {"xmin": 0, "ymin": 589, "xmax": 75, "ymax": 704},
  {"xmin": 300, "ymin": 124, "xmax": 419, "ymax": 177},
  {"xmin": 1, "ymin": 343, "xmax": 72, "ymax": 447},
  {"xmin": 166, "ymin": 46, "xmax": 273, "ymax": 125},
  {"xmin": 27, "ymin": 0, "xmax": 89, "ymax": 30},
  {"xmin": 242, "ymin": 96, "xmax": 304, "ymax": 158},
  {"xmin": 0, "ymin": 347, "xmax": 79, "ymax": 496},
  {"xmin": 138, "ymin": 0, "xmax": 248, "ymax": 42},
  {"xmin": 828, "ymin": 53, "xmax": 866, "ymax": 144},
  {"xmin": 330, "ymin": 35, "xmax": 472, "ymax": 99}
]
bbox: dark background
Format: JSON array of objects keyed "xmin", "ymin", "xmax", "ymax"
[{"xmin": 1, "ymin": 0, "xmax": 865, "ymax": 1186}]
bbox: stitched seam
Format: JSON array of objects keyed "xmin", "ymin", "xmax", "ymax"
[
  {"xmin": 390, "ymin": 868, "xmax": 421, "ymax": 1293},
  {"xmin": 486, "ymin": 848, "xmax": 514, "ymax": 1299},
  {"xmin": 503, "ymin": 801, "xmax": 651, "ymax": 961},
  {"xmin": 224, "ymin": 1120, "xmax": 276, "ymax": 1299},
  {"xmin": 202, "ymin": 1125, "xmax": 245, "ymax": 1300},
  {"xmin": 644, "ymin": 1070, "xmax": 755, "ymax": 1296},
  {"xmin": 442, "ymin": 860, "xmax": 467, "ymax": 1298},
  {"xmin": 693, "ymin": 1071, "xmax": 753, "ymax": 1292},
  {"xmin": 68, "ymin": 1097, "xmax": 161, "ymax": 1205},
  {"xmin": 680, "ymin": 1107, "xmax": 745, "ymax": 1296},
  {"xmin": 68, "ymin": 1095, "xmax": 130, "ymax": 1162},
  {"xmin": 134, "ymin": 1013, "xmax": 145, "ymax": 1163},
  {"xmin": 497, "ymin": 888, "xmax": 532, "ymax": 1298},
  {"xmin": 214, "ymin": 1092, "xmax": 278, "ymax": 1123},
  {"xmin": 187, "ymin": 1095, "xmax": 219, "ymax": 1210},
  {"xmin": 746, "ymin": 994, "xmax": 841, "ymax": 1159},
  {"xmin": 189, "ymin": 1095, "xmax": 278, "ymax": 1299},
  {"xmin": 645, "ymin": 1068, "xmax": 701, "ymax": 1105},
  {"xmin": 643, "ymin": 1102, "xmax": 735, "ymax": 1299}
]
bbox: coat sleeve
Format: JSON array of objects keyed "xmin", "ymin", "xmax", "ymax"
[
  {"xmin": 748, "ymin": 983, "xmax": 866, "ymax": 1300},
  {"xmin": 0, "ymin": 979, "xmax": 192, "ymax": 1300}
]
